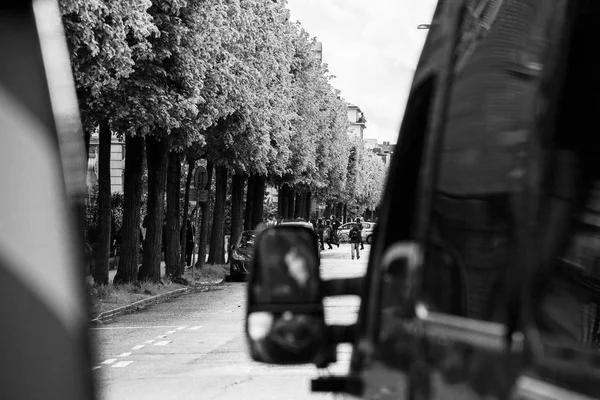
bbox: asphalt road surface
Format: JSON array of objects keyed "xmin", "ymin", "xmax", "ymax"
[{"xmin": 91, "ymin": 244, "xmax": 369, "ymax": 400}]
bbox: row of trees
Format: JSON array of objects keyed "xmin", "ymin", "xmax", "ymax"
[{"xmin": 60, "ymin": 0, "xmax": 385, "ymax": 285}]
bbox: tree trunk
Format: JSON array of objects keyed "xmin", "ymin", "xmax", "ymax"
[
  {"xmin": 93, "ymin": 120, "xmax": 111, "ymax": 285},
  {"xmin": 324, "ymin": 202, "xmax": 331, "ymax": 219},
  {"xmin": 343, "ymin": 203, "xmax": 347, "ymax": 223},
  {"xmin": 336, "ymin": 202, "xmax": 344, "ymax": 220},
  {"xmin": 251, "ymin": 174, "xmax": 265, "ymax": 228},
  {"xmin": 244, "ymin": 175, "xmax": 256, "ymax": 230},
  {"xmin": 114, "ymin": 135, "xmax": 144, "ymax": 284},
  {"xmin": 197, "ymin": 161, "xmax": 213, "ymax": 270},
  {"xmin": 279, "ymin": 185, "xmax": 287, "ymax": 219},
  {"xmin": 208, "ymin": 166, "xmax": 227, "ymax": 264},
  {"xmin": 165, "ymin": 151, "xmax": 181, "ymax": 278},
  {"xmin": 287, "ymin": 186, "xmax": 295, "ymax": 220},
  {"xmin": 294, "ymin": 191, "xmax": 302, "ymax": 219},
  {"xmin": 138, "ymin": 136, "xmax": 169, "ymax": 282},
  {"xmin": 84, "ymin": 128, "xmax": 92, "ymax": 161},
  {"xmin": 304, "ymin": 191, "xmax": 312, "ymax": 220},
  {"xmin": 230, "ymin": 174, "xmax": 245, "ymax": 261},
  {"xmin": 180, "ymin": 158, "xmax": 195, "ymax": 269}
]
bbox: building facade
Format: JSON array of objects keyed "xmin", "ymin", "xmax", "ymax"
[{"xmin": 87, "ymin": 132, "xmax": 125, "ymax": 194}]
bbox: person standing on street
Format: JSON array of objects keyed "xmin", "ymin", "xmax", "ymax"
[
  {"xmin": 330, "ymin": 215, "xmax": 340, "ymax": 247},
  {"xmin": 182, "ymin": 218, "xmax": 195, "ymax": 266},
  {"xmin": 356, "ymin": 217, "xmax": 365, "ymax": 250},
  {"xmin": 316, "ymin": 219, "xmax": 325, "ymax": 250},
  {"xmin": 349, "ymin": 223, "xmax": 361, "ymax": 260},
  {"xmin": 324, "ymin": 220, "xmax": 333, "ymax": 250}
]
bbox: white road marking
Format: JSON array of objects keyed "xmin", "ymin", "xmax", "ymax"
[
  {"xmin": 154, "ymin": 340, "xmax": 172, "ymax": 346},
  {"xmin": 188, "ymin": 326, "xmax": 203, "ymax": 330},
  {"xmin": 112, "ymin": 361, "xmax": 133, "ymax": 368},
  {"xmin": 101, "ymin": 359, "xmax": 117, "ymax": 365},
  {"xmin": 90, "ymin": 326, "xmax": 180, "ymax": 330},
  {"xmin": 176, "ymin": 326, "xmax": 187, "ymax": 330},
  {"xmin": 118, "ymin": 352, "xmax": 132, "ymax": 357},
  {"xmin": 155, "ymin": 335, "xmax": 167, "ymax": 339},
  {"xmin": 165, "ymin": 330, "xmax": 177, "ymax": 334},
  {"xmin": 132, "ymin": 345, "xmax": 145, "ymax": 350},
  {"xmin": 143, "ymin": 340, "xmax": 155, "ymax": 344},
  {"xmin": 92, "ymin": 366, "xmax": 101, "ymax": 370}
]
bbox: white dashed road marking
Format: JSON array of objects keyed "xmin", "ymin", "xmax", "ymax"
[
  {"xmin": 132, "ymin": 345, "xmax": 145, "ymax": 350},
  {"xmin": 118, "ymin": 352, "xmax": 132, "ymax": 357},
  {"xmin": 188, "ymin": 326, "xmax": 202, "ymax": 330},
  {"xmin": 176, "ymin": 326, "xmax": 187, "ymax": 330},
  {"xmin": 101, "ymin": 359, "xmax": 117, "ymax": 365},
  {"xmin": 112, "ymin": 361, "xmax": 133, "ymax": 368},
  {"xmin": 165, "ymin": 330, "xmax": 177, "ymax": 334},
  {"xmin": 143, "ymin": 340, "xmax": 155, "ymax": 344},
  {"xmin": 154, "ymin": 340, "xmax": 172, "ymax": 346},
  {"xmin": 155, "ymin": 335, "xmax": 167, "ymax": 339},
  {"xmin": 92, "ymin": 366, "xmax": 101, "ymax": 370},
  {"xmin": 90, "ymin": 326, "xmax": 181, "ymax": 330}
]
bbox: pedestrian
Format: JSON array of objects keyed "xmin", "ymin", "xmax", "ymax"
[
  {"xmin": 181, "ymin": 218, "xmax": 195, "ymax": 266},
  {"xmin": 349, "ymin": 223, "xmax": 361, "ymax": 260},
  {"xmin": 316, "ymin": 219, "xmax": 325, "ymax": 250},
  {"xmin": 330, "ymin": 215, "xmax": 340, "ymax": 247},
  {"xmin": 324, "ymin": 220, "xmax": 333, "ymax": 250},
  {"xmin": 356, "ymin": 217, "xmax": 365, "ymax": 250},
  {"xmin": 224, "ymin": 216, "xmax": 231, "ymax": 262}
]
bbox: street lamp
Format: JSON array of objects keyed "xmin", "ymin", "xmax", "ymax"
[{"xmin": 417, "ymin": 24, "xmax": 431, "ymax": 29}]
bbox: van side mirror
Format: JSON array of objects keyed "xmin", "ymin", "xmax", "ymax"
[{"xmin": 245, "ymin": 225, "xmax": 334, "ymax": 366}]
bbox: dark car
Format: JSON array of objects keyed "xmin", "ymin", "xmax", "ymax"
[{"xmin": 230, "ymin": 230, "xmax": 256, "ymax": 281}]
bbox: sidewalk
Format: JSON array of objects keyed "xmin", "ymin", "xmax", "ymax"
[{"xmin": 106, "ymin": 253, "xmax": 212, "ymax": 284}]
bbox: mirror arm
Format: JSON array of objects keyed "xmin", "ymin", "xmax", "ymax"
[
  {"xmin": 323, "ymin": 277, "xmax": 363, "ymax": 297},
  {"xmin": 328, "ymin": 324, "xmax": 357, "ymax": 344}
]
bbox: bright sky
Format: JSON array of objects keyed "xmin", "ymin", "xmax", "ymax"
[{"xmin": 285, "ymin": 0, "xmax": 438, "ymax": 144}]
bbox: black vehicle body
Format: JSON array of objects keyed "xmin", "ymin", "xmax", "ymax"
[
  {"xmin": 230, "ymin": 230, "xmax": 256, "ymax": 280},
  {"xmin": 246, "ymin": 0, "xmax": 600, "ymax": 399}
]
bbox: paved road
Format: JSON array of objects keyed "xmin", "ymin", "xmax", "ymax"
[{"xmin": 91, "ymin": 244, "xmax": 369, "ymax": 400}]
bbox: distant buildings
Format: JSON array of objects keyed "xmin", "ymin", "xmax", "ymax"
[
  {"xmin": 347, "ymin": 103, "xmax": 366, "ymax": 140},
  {"xmin": 312, "ymin": 41, "xmax": 322, "ymax": 63},
  {"xmin": 365, "ymin": 138, "xmax": 395, "ymax": 168}
]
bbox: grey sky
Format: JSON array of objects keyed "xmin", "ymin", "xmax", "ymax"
[{"xmin": 286, "ymin": 0, "xmax": 438, "ymax": 144}]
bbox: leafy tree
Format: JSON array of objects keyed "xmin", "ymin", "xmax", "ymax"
[{"xmin": 59, "ymin": 0, "xmax": 157, "ymax": 284}]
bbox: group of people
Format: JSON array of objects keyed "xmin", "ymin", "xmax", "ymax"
[{"xmin": 315, "ymin": 216, "xmax": 365, "ymax": 260}]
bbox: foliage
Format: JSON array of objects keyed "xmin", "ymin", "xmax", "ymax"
[{"xmin": 59, "ymin": 0, "xmax": 157, "ymax": 131}]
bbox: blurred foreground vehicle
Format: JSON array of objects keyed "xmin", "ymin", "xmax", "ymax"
[
  {"xmin": 245, "ymin": 0, "xmax": 600, "ymax": 399},
  {"xmin": 0, "ymin": 1, "xmax": 94, "ymax": 399}
]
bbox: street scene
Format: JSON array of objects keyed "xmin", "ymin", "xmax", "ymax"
[
  {"xmin": 4, "ymin": 0, "xmax": 600, "ymax": 400},
  {"xmin": 92, "ymin": 247, "xmax": 367, "ymax": 400}
]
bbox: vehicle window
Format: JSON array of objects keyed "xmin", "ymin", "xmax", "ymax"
[{"xmin": 239, "ymin": 233, "xmax": 256, "ymax": 248}]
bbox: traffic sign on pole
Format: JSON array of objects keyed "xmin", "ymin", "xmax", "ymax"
[
  {"xmin": 194, "ymin": 166, "xmax": 208, "ymax": 189},
  {"xmin": 197, "ymin": 189, "xmax": 208, "ymax": 203}
]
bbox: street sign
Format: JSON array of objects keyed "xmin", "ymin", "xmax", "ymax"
[
  {"xmin": 197, "ymin": 189, "xmax": 208, "ymax": 203},
  {"xmin": 194, "ymin": 166, "xmax": 208, "ymax": 189}
]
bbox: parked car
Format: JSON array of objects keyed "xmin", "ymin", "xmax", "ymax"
[
  {"xmin": 229, "ymin": 230, "xmax": 256, "ymax": 281},
  {"xmin": 337, "ymin": 222, "xmax": 376, "ymax": 244}
]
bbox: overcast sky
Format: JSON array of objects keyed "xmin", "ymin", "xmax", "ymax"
[{"xmin": 285, "ymin": 0, "xmax": 438, "ymax": 144}]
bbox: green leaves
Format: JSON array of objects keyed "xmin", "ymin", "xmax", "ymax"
[{"xmin": 60, "ymin": 0, "xmax": 382, "ymax": 209}]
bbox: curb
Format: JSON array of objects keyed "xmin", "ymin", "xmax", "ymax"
[{"xmin": 90, "ymin": 278, "xmax": 224, "ymax": 323}]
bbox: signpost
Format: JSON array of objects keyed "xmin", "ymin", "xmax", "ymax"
[{"xmin": 194, "ymin": 166, "xmax": 208, "ymax": 190}]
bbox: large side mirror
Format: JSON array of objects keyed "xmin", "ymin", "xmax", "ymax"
[{"xmin": 245, "ymin": 225, "xmax": 333, "ymax": 366}]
